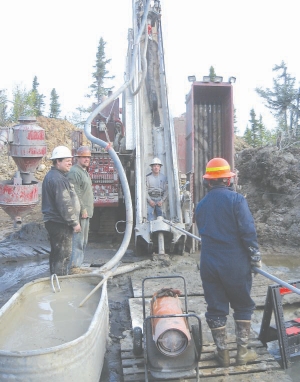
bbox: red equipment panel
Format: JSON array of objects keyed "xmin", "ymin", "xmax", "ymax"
[{"xmin": 89, "ymin": 152, "xmax": 119, "ymax": 207}]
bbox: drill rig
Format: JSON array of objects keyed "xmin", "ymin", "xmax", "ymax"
[{"xmin": 84, "ymin": 0, "xmax": 186, "ymax": 257}]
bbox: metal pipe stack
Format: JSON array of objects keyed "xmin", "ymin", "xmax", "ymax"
[{"xmin": 194, "ymin": 103, "xmax": 222, "ymax": 201}]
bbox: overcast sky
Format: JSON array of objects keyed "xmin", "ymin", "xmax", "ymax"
[{"xmin": 1, "ymin": 0, "xmax": 299, "ymax": 134}]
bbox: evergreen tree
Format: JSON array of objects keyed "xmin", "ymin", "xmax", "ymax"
[
  {"xmin": 88, "ymin": 37, "xmax": 114, "ymax": 103},
  {"xmin": 243, "ymin": 109, "xmax": 272, "ymax": 147},
  {"xmin": 0, "ymin": 89, "xmax": 9, "ymax": 125},
  {"xmin": 30, "ymin": 76, "xmax": 45, "ymax": 116},
  {"xmin": 255, "ymin": 61, "xmax": 297, "ymax": 138},
  {"xmin": 11, "ymin": 85, "xmax": 30, "ymax": 121},
  {"xmin": 209, "ymin": 66, "xmax": 216, "ymax": 82},
  {"xmin": 243, "ymin": 125, "xmax": 252, "ymax": 146},
  {"xmin": 49, "ymin": 88, "xmax": 61, "ymax": 118},
  {"xmin": 234, "ymin": 107, "xmax": 239, "ymax": 134}
]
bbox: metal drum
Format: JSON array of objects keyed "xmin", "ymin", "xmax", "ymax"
[
  {"xmin": 0, "ymin": 181, "xmax": 39, "ymax": 225},
  {"xmin": 9, "ymin": 116, "xmax": 46, "ymax": 183}
]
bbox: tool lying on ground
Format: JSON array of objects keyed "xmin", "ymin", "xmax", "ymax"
[{"xmin": 163, "ymin": 219, "xmax": 300, "ymax": 296}]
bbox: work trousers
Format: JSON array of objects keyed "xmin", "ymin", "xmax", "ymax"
[
  {"xmin": 69, "ymin": 217, "xmax": 90, "ymax": 268},
  {"xmin": 201, "ymin": 265, "xmax": 255, "ymax": 328},
  {"xmin": 147, "ymin": 197, "xmax": 163, "ymax": 221},
  {"xmin": 45, "ymin": 221, "xmax": 73, "ymax": 276}
]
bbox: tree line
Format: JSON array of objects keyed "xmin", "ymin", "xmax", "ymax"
[
  {"xmin": 1, "ymin": 39, "xmax": 299, "ymax": 151},
  {"xmin": 0, "ymin": 37, "xmax": 113, "ymax": 126},
  {"xmin": 0, "ymin": 79, "xmax": 61, "ymax": 123}
]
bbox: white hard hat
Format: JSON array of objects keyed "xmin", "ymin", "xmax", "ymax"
[
  {"xmin": 50, "ymin": 146, "xmax": 72, "ymax": 160},
  {"xmin": 150, "ymin": 157, "xmax": 162, "ymax": 166}
]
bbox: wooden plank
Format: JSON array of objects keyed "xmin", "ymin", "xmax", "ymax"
[
  {"xmin": 122, "ymin": 359, "xmax": 289, "ymax": 382},
  {"xmin": 120, "ymin": 329, "xmax": 292, "ymax": 382},
  {"xmin": 122, "ymin": 361, "xmax": 288, "ymax": 382}
]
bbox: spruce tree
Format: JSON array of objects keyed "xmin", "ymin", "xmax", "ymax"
[
  {"xmin": 255, "ymin": 61, "xmax": 297, "ymax": 138},
  {"xmin": 234, "ymin": 107, "xmax": 239, "ymax": 134},
  {"xmin": 88, "ymin": 37, "xmax": 114, "ymax": 103},
  {"xmin": 49, "ymin": 88, "xmax": 61, "ymax": 118},
  {"xmin": 209, "ymin": 66, "xmax": 216, "ymax": 82},
  {"xmin": 243, "ymin": 109, "xmax": 272, "ymax": 147},
  {"xmin": 11, "ymin": 85, "xmax": 29, "ymax": 121},
  {"xmin": 0, "ymin": 89, "xmax": 9, "ymax": 125},
  {"xmin": 30, "ymin": 76, "xmax": 45, "ymax": 116}
]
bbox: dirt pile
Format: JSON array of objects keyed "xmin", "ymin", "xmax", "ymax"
[{"xmin": 235, "ymin": 144, "xmax": 300, "ymax": 248}]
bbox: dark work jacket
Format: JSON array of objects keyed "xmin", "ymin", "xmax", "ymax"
[
  {"xmin": 42, "ymin": 167, "xmax": 80, "ymax": 227},
  {"xmin": 195, "ymin": 186, "xmax": 259, "ymax": 277}
]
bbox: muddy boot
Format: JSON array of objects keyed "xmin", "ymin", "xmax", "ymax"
[
  {"xmin": 235, "ymin": 320, "xmax": 258, "ymax": 365},
  {"xmin": 211, "ymin": 326, "xmax": 230, "ymax": 367}
]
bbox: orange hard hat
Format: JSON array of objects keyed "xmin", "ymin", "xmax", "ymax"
[
  {"xmin": 75, "ymin": 146, "xmax": 91, "ymax": 157},
  {"xmin": 203, "ymin": 157, "xmax": 236, "ymax": 179}
]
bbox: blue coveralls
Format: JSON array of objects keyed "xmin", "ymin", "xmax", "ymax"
[{"xmin": 195, "ymin": 186, "xmax": 258, "ymax": 328}]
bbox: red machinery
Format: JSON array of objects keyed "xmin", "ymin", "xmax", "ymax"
[
  {"xmin": 72, "ymin": 98, "xmax": 131, "ymax": 233},
  {"xmin": 0, "ymin": 116, "xmax": 46, "ymax": 226}
]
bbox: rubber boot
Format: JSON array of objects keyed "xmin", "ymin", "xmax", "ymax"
[
  {"xmin": 235, "ymin": 320, "xmax": 258, "ymax": 365},
  {"xmin": 211, "ymin": 326, "xmax": 230, "ymax": 367}
]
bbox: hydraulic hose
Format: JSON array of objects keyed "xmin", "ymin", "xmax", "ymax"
[{"xmin": 84, "ymin": 0, "xmax": 151, "ymax": 273}]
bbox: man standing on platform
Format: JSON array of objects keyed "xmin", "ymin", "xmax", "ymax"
[
  {"xmin": 146, "ymin": 157, "xmax": 168, "ymax": 221},
  {"xmin": 67, "ymin": 146, "xmax": 94, "ymax": 270}
]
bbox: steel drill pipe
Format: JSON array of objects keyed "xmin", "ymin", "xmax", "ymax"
[
  {"xmin": 163, "ymin": 219, "xmax": 300, "ymax": 296},
  {"xmin": 253, "ymin": 267, "xmax": 300, "ymax": 296}
]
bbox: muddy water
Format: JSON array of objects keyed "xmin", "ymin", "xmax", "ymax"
[
  {"xmin": 262, "ymin": 255, "xmax": 300, "ymax": 281},
  {"xmin": 0, "ymin": 279, "xmax": 102, "ymax": 351}
]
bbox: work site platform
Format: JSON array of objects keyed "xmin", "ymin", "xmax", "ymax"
[
  {"xmin": 120, "ymin": 330, "xmax": 289, "ymax": 381},
  {"xmin": 119, "ymin": 255, "xmax": 296, "ymax": 382}
]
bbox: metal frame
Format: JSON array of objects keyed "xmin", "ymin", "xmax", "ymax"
[
  {"xmin": 141, "ymin": 275, "xmax": 202, "ymax": 381},
  {"xmin": 259, "ymin": 280, "xmax": 300, "ymax": 369}
]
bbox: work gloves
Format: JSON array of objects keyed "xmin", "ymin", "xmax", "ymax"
[{"xmin": 248, "ymin": 246, "xmax": 262, "ymax": 273}]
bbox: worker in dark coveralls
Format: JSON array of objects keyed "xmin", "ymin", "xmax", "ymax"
[
  {"xmin": 67, "ymin": 146, "xmax": 94, "ymax": 270},
  {"xmin": 195, "ymin": 157, "xmax": 262, "ymax": 367},
  {"xmin": 42, "ymin": 146, "xmax": 81, "ymax": 276},
  {"xmin": 146, "ymin": 157, "xmax": 168, "ymax": 221}
]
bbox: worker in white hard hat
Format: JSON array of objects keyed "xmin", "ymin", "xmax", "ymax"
[
  {"xmin": 42, "ymin": 146, "xmax": 81, "ymax": 276},
  {"xmin": 146, "ymin": 157, "xmax": 168, "ymax": 221}
]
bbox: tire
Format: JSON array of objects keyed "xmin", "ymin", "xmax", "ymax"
[
  {"xmin": 191, "ymin": 323, "xmax": 202, "ymax": 356},
  {"xmin": 133, "ymin": 326, "xmax": 143, "ymax": 356}
]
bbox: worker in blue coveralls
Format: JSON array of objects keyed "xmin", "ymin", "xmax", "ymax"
[{"xmin": 195, "ymin": 157, "xmax": 262, "ymax": 368}]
